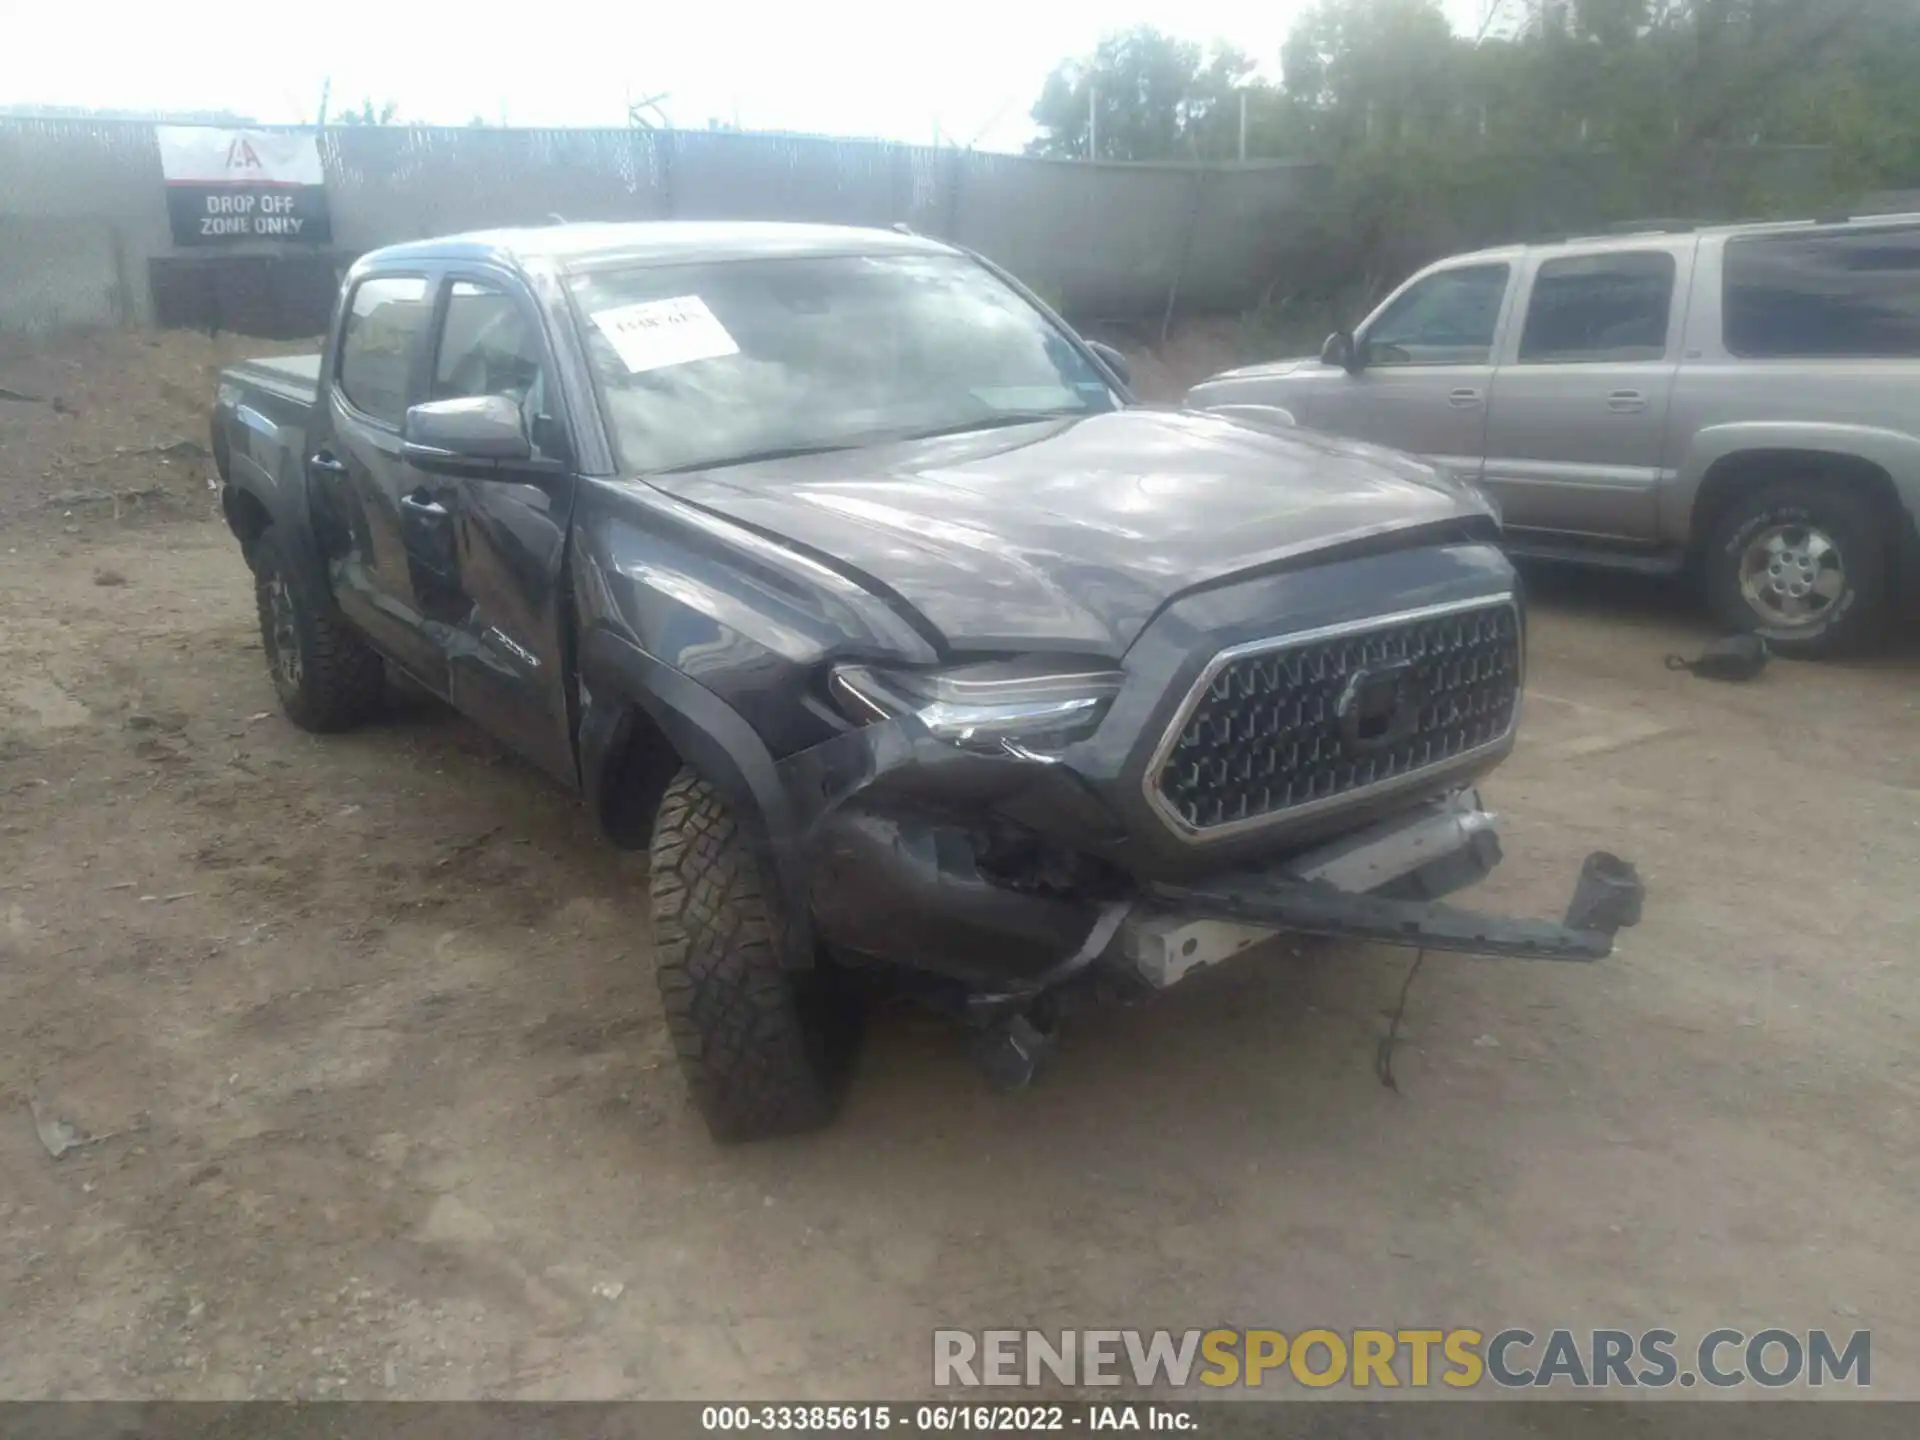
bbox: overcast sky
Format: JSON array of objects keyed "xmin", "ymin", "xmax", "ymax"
[{"xmin": 3, "ymin": 0, "xmax": 1496, "ymax": 152}]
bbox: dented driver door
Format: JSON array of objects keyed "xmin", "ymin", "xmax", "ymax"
[{"xmin": 413, "ymin": 272, "xmax": 581, "ymax": 787}]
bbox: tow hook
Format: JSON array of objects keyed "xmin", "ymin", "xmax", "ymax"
[{"xmin": 973, "ymin": 1012, "xmax": 1057, "ymax": 1092}]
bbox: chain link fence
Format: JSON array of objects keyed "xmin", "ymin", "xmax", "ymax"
[{"xmin": 0, "ymin": 118, "xmax": 1325, "ymax": 337}]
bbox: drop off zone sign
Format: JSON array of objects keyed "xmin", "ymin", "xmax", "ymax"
[{"xmin": 157, "ymin": 127, "xmax": 332, "ymax": 245}]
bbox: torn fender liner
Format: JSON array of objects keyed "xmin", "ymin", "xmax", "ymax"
[
  {"xmin": 806, "ymin": 808, "xmax": 1102, "ymax": 985},
  {"xmin": 1146, "ymin": 851, "xmax": 1644, "ymax": 962},
  {"xmin": 775, "ymin": 717, "xmax": 1136, "ymax": 987}
]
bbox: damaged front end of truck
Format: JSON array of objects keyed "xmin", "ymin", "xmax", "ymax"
[{"xmin": 762, "ymin": 587, "xmax": 1644, "ymax": 1086}]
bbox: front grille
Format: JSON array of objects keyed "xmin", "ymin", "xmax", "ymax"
[{"xmin": 1150, "ymin": 598, "xmax": 1521, "ymax": 837}]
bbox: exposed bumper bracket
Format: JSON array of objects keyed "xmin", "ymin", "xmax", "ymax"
[{"xmin": 1143, "ymin": 851, "xmax": 1644, "ymax": 964}]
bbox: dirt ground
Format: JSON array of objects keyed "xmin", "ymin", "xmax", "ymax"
[{"xmin": 2, "ymin": 332, "xmax": 1917, "ymax": 1401}]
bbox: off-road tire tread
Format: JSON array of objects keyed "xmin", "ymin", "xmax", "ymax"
[
  {"xmin": 649, "ymin": 769, "xmax": 841, "ymax": 1141},
  {"xmin": 252, "ymin": 524, "xmax": 385, "ymax": 732}
]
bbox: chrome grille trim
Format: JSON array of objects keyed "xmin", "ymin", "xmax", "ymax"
[{"xmin": 1142, "ymin": 594, "xmax": 1523, "ymax": 844}]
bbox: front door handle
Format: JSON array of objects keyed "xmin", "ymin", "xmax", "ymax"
[
  {"xmin": 1448, "ymin": 388, "xmax": 1482, "ymax": 409},
  {"xmin": 401, "ymin": 491, "xmax": 448, "ymax": 518},
  {"xmin": 309, "ymin": 451, "xmax": 348, "ymax": 476},
  {"xmin": 1607, "ymin": 390, "xmax": 1648, "ymax": 413}
]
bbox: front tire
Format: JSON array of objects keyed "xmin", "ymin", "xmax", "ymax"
[
  {"xmin": 1704, "ymin": 482, "xmax": 1887, "ymax": 659},
  {"xmin": 648, "ymin": 768, "xmax": 861, "ymax": 1141},
  {"xmin": 250, "ymin": 524, "xmax": 386, "ymax": 731}
]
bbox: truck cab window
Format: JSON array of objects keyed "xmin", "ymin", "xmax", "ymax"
[
  {"xmin": 337, "ymin": 275, "xmax": 429, "ymax": 426},
  {"xmin": 1363, "ymin": 264, "xmax": 1509, "ymax": 367},
  {"xmin": 432, "ymin": 280, "xmax": 553, "ymax": 455},
  {"xmin": 433, "ymin": 282, "xmax": 545, "ymax": 405},
  {"xmin": 1519, "ymin": 252, "xmax": 1675, "ymax": 363}
]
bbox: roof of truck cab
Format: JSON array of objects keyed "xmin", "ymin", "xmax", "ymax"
[{"xmin": 362, "ymin": 221, "xmax": 960, "ymax": 273}]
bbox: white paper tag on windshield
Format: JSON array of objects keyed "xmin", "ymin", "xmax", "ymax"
[{"xmin": 590, "ymin": 295, "xmax": 739, "ymax": 374}]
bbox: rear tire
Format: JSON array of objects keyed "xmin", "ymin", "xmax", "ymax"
[
  {"xmin": 1704, "ymin": 482, "xmax": 1887, "ymax": 659},
  {"xmin": 251, "ymin": 524, "xmax": 386, "ymax": 731},
  {"xmin": 648, "ymin": 768, "xmax": 861, "ymax": 1141}
]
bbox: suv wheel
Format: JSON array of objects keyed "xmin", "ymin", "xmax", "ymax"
[
  {"xmin": 1704, "ymin": 483, "xmax": 1887, "ymax": 658},
  {"xmin": 649, "ymin": 768, "xmax": 862, "ymax": 1141},
  {"xmin": 251, "ymin": 524, "xmax": 386, "ymax": 730}
]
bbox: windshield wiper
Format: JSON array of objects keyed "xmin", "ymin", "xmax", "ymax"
[{"xmin": 650, "ymin": 440, "xmax": 867, "ymax": 475}]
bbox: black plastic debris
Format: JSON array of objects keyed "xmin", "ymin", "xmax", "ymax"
[{"xmin": 1666, "ymin": 634, "xmax": 1770, "ymax": 681}]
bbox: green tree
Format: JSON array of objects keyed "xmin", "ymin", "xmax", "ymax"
[
  {"xmin": 1282, "ymin": 0, "xmax": 1464, "ymax": 149},
  {"xmin": 338, "ymin": 99, "xmax": 400, "ymax": 126},
  {"xmin": 1026, "ymin": 26, "xmax": 1259, "ymax": 161},
  {"xmin": 1026, "ymin": 0, "xmax": 1920, "ymax": 340}
]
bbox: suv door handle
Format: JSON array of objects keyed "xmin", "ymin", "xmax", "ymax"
[
  {"xmin": 1607, "ymin": 390, "xmax": 1648, "ymax": 413},
  {"xmin": 401, "ymin": 491, "xmax": 448, "ymax": 518},
  {"xmin": 308, "ymin": 451, "xmax": 347, "ymax": 476},
  {"xmin": 1448, "ymin": 388, "xmax": 1482, "ymax": 408}
]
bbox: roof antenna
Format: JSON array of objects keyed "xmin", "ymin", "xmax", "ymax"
[
  {"xmin": 891, "ymin": 222, "xmax": 915, "ymax": 235},
  {"xmin": 545, "ymin": 213, "xmax": 567, "ymax": 225}
]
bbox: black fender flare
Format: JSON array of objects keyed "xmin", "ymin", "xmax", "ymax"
[
  {"xmin": 223, "ymin": 473, "xmax": 334, "ymax": 607},
  {"xmin": 218, "ymin": 411, "xmax": 325, "ymax": 574},
  {"xmin": 577, "ymin": 627, "xmax": 813, "ymax": 954}
]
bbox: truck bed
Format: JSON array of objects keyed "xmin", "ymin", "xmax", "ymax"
[
  {"xmin": 226, "ymin": 353, "xmax": 322, "ymax": 405},
  {"xmin": 214, "ymin": 355, "xmax": 323, "ymax": 500}
]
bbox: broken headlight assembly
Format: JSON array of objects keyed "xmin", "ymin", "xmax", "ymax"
[{"xmin": 829, "ymin": 658, "xmax": 1122, "ymax": 760}]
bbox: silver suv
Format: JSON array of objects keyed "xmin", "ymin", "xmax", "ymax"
[{"xmin": 1187, "ymin": 214, "xmax": 1920, "ymax": 657}]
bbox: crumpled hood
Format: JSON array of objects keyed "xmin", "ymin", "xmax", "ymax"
[{"xmin": 645, "ymin": 408, "xmax": 1494, "ymax": 656}]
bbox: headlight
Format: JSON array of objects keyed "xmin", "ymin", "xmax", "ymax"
[{"xmin": 829, "ymin": 657, "xmax": 1122, "ymax": 759}]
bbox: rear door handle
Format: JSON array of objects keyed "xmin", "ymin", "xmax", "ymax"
[
  {"xmin": 401, "ymin": 491, "xmax": 448, "ymax": 518},
  {"xmin": 308, "ymin": 451, "xmax": 347, "ymax": 476},
  {"xmin": 1607, "ymin": 390, "xmax": 1648, "ymax": 413},
  {"xmin": 1448, "ymin": 388, "xmax": 1482, "ymax": 408}
]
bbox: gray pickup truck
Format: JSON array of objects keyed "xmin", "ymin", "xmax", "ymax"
[
  {"xmin": 1189, "ymin": 214, "xmax": 1920, "ymax": 657},
  {"xmin": 210, "ymin": 220, "xmax": 1641, "ymax": 1141}
]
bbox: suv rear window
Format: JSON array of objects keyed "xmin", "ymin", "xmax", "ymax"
[{"xmin": 1723, "ymin": 226, "xmax": 1920, "ymax": 358}]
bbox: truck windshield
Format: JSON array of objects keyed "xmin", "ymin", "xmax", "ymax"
[{"xmin": 565, "ymin": 253, "xmax": 1117, "ymax": 474}]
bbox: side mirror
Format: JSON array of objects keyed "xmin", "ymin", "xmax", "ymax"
[
  {"xmin": 1320, "ymin": 330, "xmax": 1360, "ymax": 372},
  {"xmin": 403, "ymin": 395, "xmax": 532, "ymax": 472},
  {"xmin": 1085, "ymin": 339, "xmax": 1132, "ymax": 389}
]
